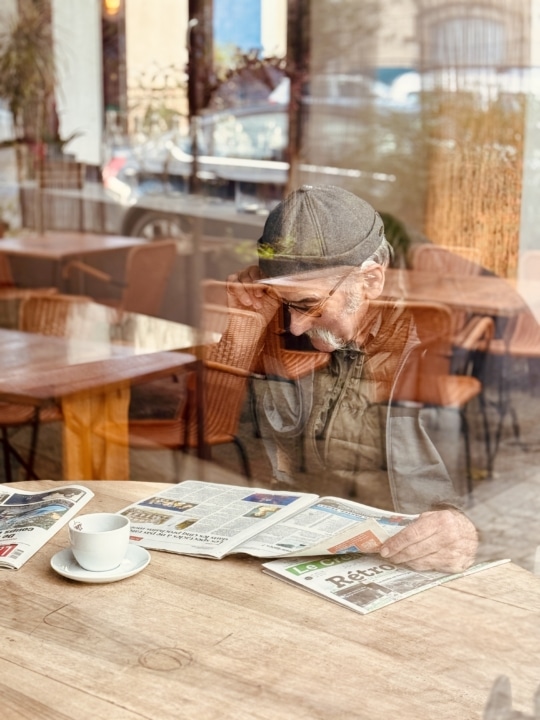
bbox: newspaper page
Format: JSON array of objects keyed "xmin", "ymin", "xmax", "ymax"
[
  {"xmin": 234, "ymin": 496, "xmax": 418, "ymax": 558},
  {"xmin": 0, "ymin": 483, "xmax": 94, "ymax": 570},
  {"xmin": 262, "ymin": 554, "xmax": 511, "ymax": 614},
  {"xmin": 120, "ymin": 480, "xmax": 319, "ymax": 559}
]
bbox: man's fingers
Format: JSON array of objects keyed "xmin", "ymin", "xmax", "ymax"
[
  {"xmin": 379, "ymin": 509, "xmax": 479, "ymax": 573},
  {"xmin": 227, "ymin": 266, "xmax": 267, "ymax": 309},
  {"xmin": 227, "ymin": 279, "xmax": 259, "ymax": 308},
  {"xmin": 380, "ymin": 513, "xmax": 439, "ymax": 557}
]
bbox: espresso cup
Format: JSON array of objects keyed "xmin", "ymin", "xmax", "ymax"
[{"xmin": 68, "ymin": 513, "xmax": 130, "ymax": 572}]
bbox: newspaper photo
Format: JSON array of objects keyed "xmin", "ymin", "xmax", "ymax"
[
  {"xmin": 120, "ymin": 480, "xmax": 319, "ymax": 559},
  {"xmin": 0, "ymin": 483, "xmax": 94, "ymax": 570},
  {"xmin": 235, "ymin": 495, "xmax": 417, "ymax": 558},
  {"xmin": 262, "ymin": 554, "xmax": 510, "ymax": 614},
  {"xmin": 119, "ymin": 480, "xmax": 417, "ymax": 560}
]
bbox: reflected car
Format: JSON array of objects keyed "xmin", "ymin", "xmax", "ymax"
[{"xmin": 103, "ymin": 103, "xmax": 289, "ymax": 242}]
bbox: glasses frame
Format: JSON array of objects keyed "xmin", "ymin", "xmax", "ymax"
[{"xmin": 280, "ymin": 266, "xmax": 358, "ymax": 319}]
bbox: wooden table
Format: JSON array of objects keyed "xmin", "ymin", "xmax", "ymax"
[
  {"xmin": 0, "ymin": 231, "xmax": 147, "ymax": 289},
  {"xmin": 0, "ymin": 231, "xmax": 146, "ymax": 261},
  {"xmin": 0, "ymin": 329, "xmax": 197, "ymax": 480},
  {"xmin": 3, "ymin": 478, "xmax": 540, "ymax": 720},
  {"xmin": 383, "ymin": 268, "xmax": 526, "ymax": 317}
]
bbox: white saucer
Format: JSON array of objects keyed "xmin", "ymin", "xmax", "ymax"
[{"xmin": 50, "ymin": 545, "xmax": 151, "ymax": 583}]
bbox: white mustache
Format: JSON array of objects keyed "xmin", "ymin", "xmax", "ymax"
[{"xmin": 306, "ymin": 328, "xmax": 348, "ymax": 350}]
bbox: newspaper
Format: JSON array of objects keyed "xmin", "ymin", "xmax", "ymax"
[
  {"xmin": 119, "ymin": 480, "xmax": 417, "ymax": 560},
  {"xmin": 262, "ymin": 554, "xmax": 510, "ymax": 614},
  {"xmin": 0, "ymin": 483, "xmax": 94, "ymax": 569}
]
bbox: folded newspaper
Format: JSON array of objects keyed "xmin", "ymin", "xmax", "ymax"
[
  {"xmin": 262, "ymin": 554, "xmax": 509, "ymax": 615},
  {"xmin": 0, "ymin": 483, "xmax": 94, "ymax": 569},
  {"xmin": 119, "ymin": 479, "xmax": 419, "ymax": 560}
]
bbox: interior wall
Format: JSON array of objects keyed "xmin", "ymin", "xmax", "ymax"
[{"xmin": 51, "ymin": 0, "xmax": 104, "ymax": 166}]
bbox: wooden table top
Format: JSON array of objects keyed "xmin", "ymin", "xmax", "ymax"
[
  {"xmin": 0, "ymin": 328, "xmax": 197, "ymax": 405},
  {"xmin": 515, "ymin": 278, "xmax": 540, "ymax": 323},
  {"xmin": 0, "ymin": 231, "xmax": 147, "ymax": 260},
  {"xmin": 3, "ymin": 479, "xmax": 540, "ymax": 720},
  {"xmin": 383, "ymin": 268, "xmax": 526, "ymax": 317}
]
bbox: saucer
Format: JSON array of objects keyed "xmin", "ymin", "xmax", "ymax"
[{"xmin": 50, "ymin": 545, "xmax": 151, "ymax": 583}]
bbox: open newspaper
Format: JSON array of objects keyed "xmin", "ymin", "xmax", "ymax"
[
  {"xmin": 0, "ymin": 483, "xmax": 94, "ymax": 569},
  {"xmin": 262, "ymin": 554, "xmax": 510, "ymax": 615},
  {"xmin": 119, "ymin": 480, "xmax": 418, "ymax": 560}
]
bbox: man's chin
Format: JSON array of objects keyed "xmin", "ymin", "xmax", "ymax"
[
  {"xmin": 308, "ymin": 332, "xmax": 346, "ymax": 352},
  {"xmin": 310, "ymin": 338, "xmax": 337, "ymax": 352}
]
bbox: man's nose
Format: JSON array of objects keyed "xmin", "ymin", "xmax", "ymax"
[{"xmin": 288, "ymin": 309, "xmax": 315, "ymax": 336}]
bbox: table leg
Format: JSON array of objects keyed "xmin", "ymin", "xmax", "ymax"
[
  {"xmin": 194, "ymin": 358, "xmax": 210, "ymax": 461},
  {"xmin": 61, "ymin": 383, "xmax": 131, "ymax": 480}
]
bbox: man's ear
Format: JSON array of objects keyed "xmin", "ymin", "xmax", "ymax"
[{"xmin": 362, "ymin": 266, "xmax": 385, "ymax": 299}]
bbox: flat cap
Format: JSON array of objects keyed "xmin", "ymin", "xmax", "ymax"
[{"xmin": 258, "ymin": 184, "xmax": 385, "ymax": 277}]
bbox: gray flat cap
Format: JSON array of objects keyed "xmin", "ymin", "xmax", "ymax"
[{"xmin": 258, "ymin": 184, "xmax": 385, "ymax": 277}]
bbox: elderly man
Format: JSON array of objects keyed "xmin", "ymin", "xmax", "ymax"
[{"xmin": 228, "ymin": 184, "xmax": 478, "ymax": 573}]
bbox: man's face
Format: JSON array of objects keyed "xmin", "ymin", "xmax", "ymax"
[{"xmin": 268, "ymin": 266, "xmax": 383, "ymax": 353}]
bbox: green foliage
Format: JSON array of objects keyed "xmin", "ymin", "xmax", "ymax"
[
  {"xmin": 0, "ymin": 0, "xmax": 56, "ymax": 142},
  {"xmin": 378, "ymin": 211, "xmax": 413, "ymax": 267}
]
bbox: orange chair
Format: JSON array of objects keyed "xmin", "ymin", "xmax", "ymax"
[
  {"xmin": 0, "ymin": 293, "xmax": 93, "ymax": 482},
  {"xmin": 0, "ymin": 252, "xmax": 58, "ymax": 328},
  {"xmin": 389, "ymin": 299, "xmax": 491, "ymax": 495},
  {"xmin": 487, "ymin": 307, "xmax": 540, "ymax": 455},
  {"xmin": 202, "ymin": 278, "xmax": 331, "ymax": 380},
  {"xmin": 202, "ymin": 279, "xmax": 331, "ymax": 451},
  {"xmin": 63, "ymin": 240, "xmax": 177, "ymax": 316},
  {"xmin": 0, "ymin": 294, "xmax": 91, "ymax": 481},
  {"xmin": 127, "ymin": 304, "xmax": 267, "ymax": 479},
  {"xmin": 19, "ymin": 293, "xmax": 92, "ymax": 336}
]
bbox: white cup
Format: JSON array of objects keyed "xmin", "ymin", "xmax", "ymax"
[{"xmin": 68, "ymin": 513, "xmax": 130, "ymax": 572}]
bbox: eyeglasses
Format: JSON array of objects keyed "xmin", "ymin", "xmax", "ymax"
[{"xmin": 280, "ymin": 267, "xmax": 357, "ymax": 318}]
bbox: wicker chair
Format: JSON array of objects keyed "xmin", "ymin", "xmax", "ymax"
[
  {"xmin": 201, "ymin": 279, "xmax": 331, "ymax": 450},
  {"xmin": 63, "ymin": 240, "xmax": 177, "ymax": 316},
  {"xmin": 202, "ymin": 278, "xmax": 331, "ymax": 379},
  {"xmin": 0, "ymin": 252, "xmax": 58, "ymax": 328},
  {"xmin": 127, "ymin": 304, "xmax": 267, "ymax": 478},
  {"xmin": 389, "ymin": 299, "xmax": 491, "ymax": 495},
  {"xmin": 0, "ymin": 294, "xmax": 91, "ymax": 482},
  {"xmin": 409, "ymin": 243, "xmax": 494, "ymax": 376},
  {"xmin": 19, "ymin": 293, "xmax": 93, "ymax": 336}
]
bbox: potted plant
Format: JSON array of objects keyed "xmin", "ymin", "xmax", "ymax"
[{"xmin": 0, "ymin": 0, "xmax": 82, "ymax": 184}]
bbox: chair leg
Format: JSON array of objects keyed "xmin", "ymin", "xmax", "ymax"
[
  {"xmin": 248, "ymin": 378, "xmax": 262, "ymax": 438},
  {"xmin": 477, "ymin": 392, "xmax": 492, "ymax": 477},
  {"xmin": 232, "ymin": 436, "xmax": 251, "ymax": 480},
  {"xmin": 1, "ymin": 428, "xmax": 13, "ymax": 483},
  {"xmin": 2, "ymin": 429, "xmax": 39, "ymax": 482},
  {"xmin": 7, "ymin": 441, "xmax": 40, "ymax": 481},
  {"xmin": 459, "ymin": 410, "xmax": 473, "ymax": 497},
  {"xmin": 1, "ymin": 426, "xmax": 40, "ymax": 482},
  {"xmin": 25, "ymin": 412, "xmax": 41, "ymax": 480}
]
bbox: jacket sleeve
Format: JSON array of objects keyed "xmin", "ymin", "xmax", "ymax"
[{"xmin": 386, "ymin": 403, "xmax": 463, "ymax": 514}]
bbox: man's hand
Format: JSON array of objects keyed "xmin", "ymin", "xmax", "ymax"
[
  {"xmin": 227, "ymin": 265, "xmax": 279, "ymax": 323},
  {"xmin": 379, "ymin": 508, "xmax": 478, "ymax": 573}
]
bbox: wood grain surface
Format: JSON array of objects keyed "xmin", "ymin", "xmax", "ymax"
[{"xmin": 2, "ymin": 480, "xmax": 540, "ymax": 720}]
